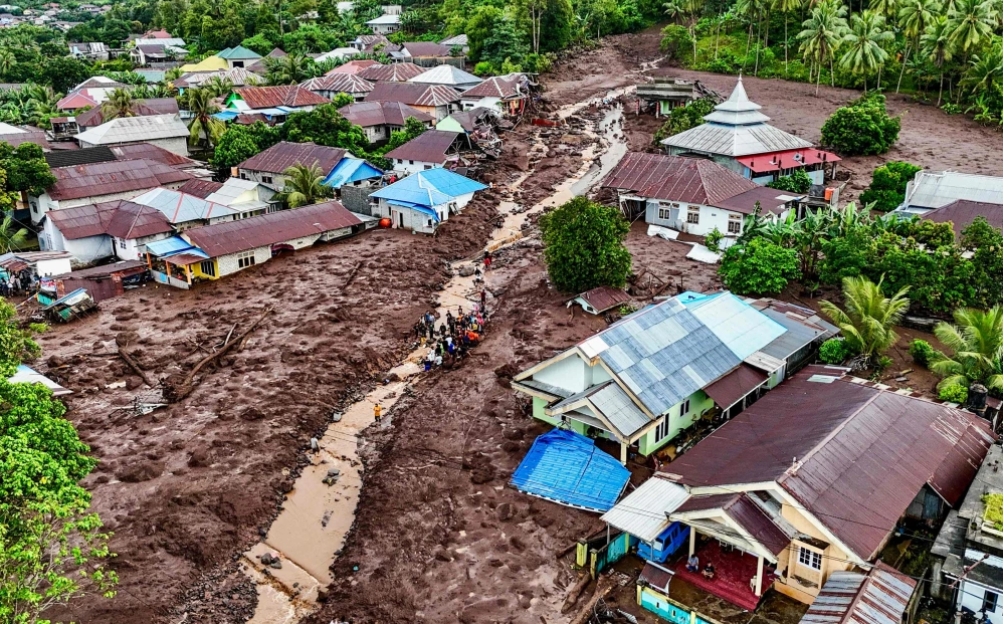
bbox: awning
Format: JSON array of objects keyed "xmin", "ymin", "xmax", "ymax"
[
  {"xmin": 703, "ymin": 364, "xmax": 768, "ymax": 410},
  {"xmin": 601, "ymin": 475, "xmax": 690, "ymax": 542},
  {"xmin": 510, "ymin": 429, "xmax": 630, "ymax": 513},
  {"xmin": 164, "ymin": 251, "xmax": 209, "ymax": 265}
]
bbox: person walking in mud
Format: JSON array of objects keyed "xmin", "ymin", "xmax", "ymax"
[{"xmin": 483, "ymin": 251, "xmax": 492, "ymax": 271}]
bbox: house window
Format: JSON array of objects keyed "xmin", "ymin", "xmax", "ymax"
[
  {"xmin": 686, "ymin": 206, "xmax": 700, "ymax": 224},
  {"xmin": 409, "ymin": 160, "xmax": 414, "ymax": 165},
  {"xmin": 797, "ymin": 546, "xmax": 822, "ymax": 570},
  {"xmin": 118, "ymin": 238, "xmax": 127, "ymax": 250},
  {"xmin": 983, "ymin": 590, "xmax": 999, "ymax": 614},
  {"xmin": 655, "ymin": 413, "xmax": 671, "ymax": 441},
  {"xmin": 200, "ymin": 260, "xmax": 216, "ymax": 277},
  {"xmin": 262, "ymin": 175, "xmax": 273, "ymax": 184},
  {"xmin": 680, "ymin": 398, "xmax": 690, "ymax": 415},
  {"xmin": 240, "ymin": 172, "xmax": 248, "ymax": 180},
  {"xmin": 237, "ymin": 250, "xmax": 256, "ymax": 269},
  {"xmin": 658, "ymin": 207, "xmax": 671, "ymax": 220},
  {"xmin": 728, "ymin": 214, "xmax": 742, "ymax": 234}
]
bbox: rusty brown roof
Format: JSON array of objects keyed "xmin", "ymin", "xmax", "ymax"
[
  {"xmin": 365, "ymin": 82, "xmax": 461, "ymax": 107},
  {"xmin": 237, "ymin": 141, "xmax": 347, "ymax": 175},
  {"xmin": 924, "ymin": 199, "xmax": 1003, "ymax": 239},
  {"xmin": 338, "ymin": 100, "xmax": 433, "ymax": 127},
  {"xmin": 46, "ymin": 199, "xmax": 172, "ymax": 240},
  {"xmin": 602, "ymin": 153, "xmax": 758, "ymax": 205},
  {"xmin": 384, "ymin": 130, "xmax": 459, "ymax": 164},
  {"xmin": 578, "ymin": 285, "xmax": 631, "ymax": 313},
  {"xmin": 109, "ymin": 142, "xmax": 199, "ymax": 169},
  {"xmin": 47, "ymin": 158, "xmax": 193, "ymax": 201},
  {"xmin": 702, "ymin": 363, "xmax": 768, "ymax": 409},
  {"xmin": 664, "ymin": 366, "xmax": 996, "ymax": 561},
  {"xmin": 233, "ymin": 85, "xmax": 329, "ymax": 109},
  {"xmin": 177, "ymin": 179, "xmax": 223, "ymax": 198},
  {"xmin": 358, "ymin": 62, "xmax": 425, "ymax": 83},
  {"xmin": 0, "ymin": 129, "xmax": 51, "ymax": 150},
  {"xmin": 74, "ymin": 98, "xmax": 180, "ymax": 128},
  {"xmin": 462, "ymin": 74, "xmax": 525, "ymax": 99},
  {"xmin": 183, "ymin": 200, "xmax": 361, "ymax": 257},
  {"xmin": 676, "ymin": 492, "xmax": 791, "ymax": 556},
  {"xmin": 326, "ymin": 59, "xmax": 381, "ymax": 75},
  {"xmin": 711, "ymin": 185, "xmax": 796, "ymax": 216},
  {"xmin": 301, "ymin": 73, "xmax": 374, "ymax": 95},
  {"xmin": 52, "ymin": 259, "xmax": 146, "ymax": 280},
  {"xmin": 402, "ymin": 42, "xmax": 451, "ymax": 57}
]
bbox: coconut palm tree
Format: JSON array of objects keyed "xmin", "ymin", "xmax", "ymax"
[
  {"xmin": 946, "ymin": 0, "xmax": 996, "ymax": 55},
  {"xmin": 930, "ymin": 306, "xmax": 1003, "ymax": 392},
  {"xmin": 797, "ymin": 0, "xmax": 848, "ymax": 93},
  {"xmin": 280, "ymin": 163, "xmax": 332, "ymax": 208},
  {"xmin": 869, "ymin": 0, "xmax": 899, "ymax": 20},
  {"xmin": 266, "ymin": 53, "xmax": 315, "ymax": 85},
  {"xmin": 203, "ymin": 75, "xmax": 235, "ymax": 99},
  {"xmin": 0, "ymin": 49, "xmax": 15, "ymax": 75},
  {"xmin": 896, "ymin": 0, "xmax": 940, "ymax": 92},
  {"xmin": 921, "ymin": 15, "xmax": 955, "ymax": 104},
  {"xmin": 839, "ymin": 11, "xmax": 894, "ymax": 91},
  {"xmin": 100, "ymin": 87, "xmax": 135, "ymax": 121},
  {"xmin": 776, "ymin": 0, "xmax": 803, "ymax": 71},
  {"xmin": 820, "ymin": 275, "xmax": 911, "ymax": 366},
  {"xmin": 960, "ymin": 41, "xmax": 1003, "ymax": 99},
  {"xmin": 0, "ymin": 214, "xmax": 28, "ymax": 253},
  {"xmin": 184, "ymin": 88, "xmax": 225, "ymax": 148}
]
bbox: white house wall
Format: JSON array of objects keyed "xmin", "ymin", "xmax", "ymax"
[
  {"xmin": 31, "ymin": 185, "xmax": 187, "ymax": 225},
  {"xmin": 217, "ymin": 246, "xmax": 272, "ymax": 277},
  {"xmin": 40, "ymin": 219, "xmax": 114, "ymax": 264},
  {"xmin": 640, "ymin": 194, "xmax": 746, "ymax": 245},
  {"xmin": 35, "ymin": 256, "xmax": 73, "ymax": 276},
  {"xmin": 391, "ymin": 158, "xmax": 443, "ymax": 175},
  {"xmin": 533, "ymin": 354, "xmax": 589, "ymax": 394},
  {"xmin": 462, "ymin": 96, "xmax": 502, "ymax": 111},
  {"xmin": 114, "ymin": 232, "xmax": 173, "ymax": 261},
  {"xmin": 958, "ymin": 578, "xmax": 1002, "ymax": 624}
]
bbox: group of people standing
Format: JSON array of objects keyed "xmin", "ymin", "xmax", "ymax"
[
  {"xmin": 414, "ymin": 291, "xmax": 490, "ymax": 370},
  {"xmin": 1, "ymin": 273, "xmax": 30, "ymax": 298}
]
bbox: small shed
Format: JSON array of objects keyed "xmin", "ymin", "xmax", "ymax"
[
  {"xmin": 46, "ymin": 260, "xmax": 148, "ymax": 303},
  {"xmin": 568, "ymin": 286, "xmax": 631, "ymax": 315}
]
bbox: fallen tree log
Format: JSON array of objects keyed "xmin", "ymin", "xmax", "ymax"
[{"xmin": 118, "ymin": 346, "xmax": 155, "ymax": 388}]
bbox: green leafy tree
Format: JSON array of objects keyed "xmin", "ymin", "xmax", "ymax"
[
  {"xmin": 820, "ymin": 92, "xmax": 900, "ymax": 155},
  {"xmin": 659, "ymin": 24, "xmax": 694, "ymax": 61},
  {"xmin": 539, "ymin": 197, "xmax": 632, "ymax": 293},
  {"xmin": 896, "ymin": 0, "xmax": 940, "ymax": 92},
  {"xmin": 0, "ymin": 142, "xmax": 56, "ymax": 197},
  {"xmin": 797, "ymin": 0, "xmax": 849, "ymax": 94},
  {"xmin": 819, "ymin": 275, "xmax": 910, "ymax": 365},
  {"xmin": 839, "ymin": 11, "xmax": 894, "ymax": 91},
  {"xmin": 920, "ymin": 16, "xmax": 956, "ymax": 105},
  {"xmin": 960, "ymin": 217, "xmax": 1004, "ymax": 310},
  {"xmin": 280, "ymin": 162, "xmax": 332, "ymax": 208},
  {"xmin": 930, "ymin": 306, "xmax": 1002, "ymax": 392},
  {"xmin": 266, "ymin": 52, "xmax": 316, "ymax": 84},
  {"xmin": 279, "ymin": 103, "xmax": 369, "ymax": 156},
  {"xmin": 0, "ymin": 214, "xmax": 27, "ymax": 253},
  {"xmin": 210, "ymin": 122, "xmax": 281, "ymax": 179},
  {"xmin": 766, "ymin": 168, "xmax": 812, "ymax": 193},
  {"xmin": 945, "ymin": 0, "xmax": 996, "ymax": 55},
  {"xmin": 379, "ymin": 116, "xmax": 428, "ymax": 154},
  {"xmin": 859, "ymin": 161, "xmax": 922, "ymax": 211},
  {"xmin": 653, "ymin": 97, "xmax": 715, "ymax": 142},
  {"xmin": 719, "ymin": 237, "xmax": 801, "ymax": 295}
]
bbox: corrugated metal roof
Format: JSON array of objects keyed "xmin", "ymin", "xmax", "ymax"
[
  {"xmin": 73, "ymin": 97, "xmax": 179, "ymax": 128},
  {"xmin": 238, "ymin": 141, "xmax": 347, "ymax": 175},
  {"xmin": 902, "ymin": 171, "xmax": 1004, "ymax": 210},
  {"xmin": 687, "ymin": 293, "xmax": 786, "ymax": 360},
  {"xmin": 323, "ymin": 157, "xmax": 383, "ymax": 188},
  {"xmin": 45, "ymin": 146, "xmax": 116, "ymax": 168},
  {"xmin": 0, "ymin": 129, "xmax": 50, "ymax": 150},
  {"xmin": 711, "ymin": 186, "xmax": 798, "ymax": 216},
  {"xmin": 338, "ymin": 100, "xmax": 433, "ymax": 127},
  {"xmin": 721, "ymin": 494, "xmax": 791, "ymax": 556},
  {"xmin": 233, "ymin": 85, "xmax": 328, "ymax": 110},
  {"xmin": 462, "ymin": 74, "xmax": 527, "ymax": 99},
  {"xmin": 923, "ymin": 199, "xmax": 1003, "ymax": 238},
  {"xmin": 801, "ymin": 563, "xmax": 917, "ymax": 624},
  {"xmin": 601, "ymin": 152, "xmax": 758, "ymax": 205},
  {"xmin": 601, "ymin": 475, "xmax": 689, "ymax": 542},
  {"xmin": 47, "ymin": 158, "xmax": 192, "ymax": 201},
  {"xmin": 364, "ymin": 81, "xmax": 461, "ymax": 106},
  {"xmin": 370, "ymin": 168, "xmax": 486, "ymax": 207},
  {"xmin": 665, "ymin": 366, "xmax": 996, "ymax": 561},
  {"xmin": 182, "ymin": 200, "xmax": 361, "ymax": 257},
  {"xmin": 177, "ymin": 179, "xmax": 224, "ymax": 198},
  {"xmin": 578, "ymin": 286, "xmax": 631, "ymax": 313},
  {"xmin": 217, "ymin": 45, "xmax": 262, "ymax": 60},
  {"xmin": 326, "ymin": 59, "xmax": 382, "ymax": 75},
  {"xmin": 662, "ymin": 122, "xmax": 814, "ymax": 157},
  {"xmin": 408, "ymin": 64, "xmax": 482, "ymax": 88},
  {"xmin": 510, "ymin": 428, "xmax": 631, "ymax": 513},
  {"xmin": 760, "ymin": 307, "xmax": 838, "ymax": 361},
  {"xmin": 131, "ymin": 187, "xmax": 242, "ymax": 224},
  {"xmin": 702, "ymin": 364, "xmax": 768, "ymax": 410},
  {"xmin": 301, "ymin": 73, "xmax": 374, "ymax": 95},
  {"xmin": 590, "ymin": 383, "xmax": 653, "ymax": 437},
  {"xmin": 109, "ymin": 142, "xmax": 199, "ymax": 169},
  {"xmin": 358, "ymin": 62, "xmax": 424, "ymax": 83},
  {"xmin": 75, "ymin": 114, "xmax": 189, "ymax": 145},
  {"xmin": 10, "ymin": 364, "xmax": 71, "ymax": 396},
  {"xmin": 402, "ymin": 42, "xmax": 451, "ymax": 57},
  {"xmin": 384, "ymin": 130, "xmax": 459, "ymax": 163}
]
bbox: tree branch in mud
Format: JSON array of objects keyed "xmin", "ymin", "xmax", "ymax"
[
  {"xmin": 117, "ymin": 346, "xmax": 155, "ymax": 388},
  {"xmin": 162, "ymin": 307, "xmax": 273, "ymax": 403}
]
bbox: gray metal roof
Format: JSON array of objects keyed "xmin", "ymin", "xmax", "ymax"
[
  {"xmin": 760, "ymin": 308, "xmax": 837, "ymax": 361},
  {"xmin": 800, "ymin": 564, "xmax": 917, "ymax": 624},
  {"xmin": 601, "ymin": 475, "xmax": 690, "ymax": 542},
  {"xmin": 661, "ymin": 121, "xmax": 813, "ymax": 157},
  {"xmin": 590, "ymin": 382, "xmax": 653, "ymax": 437},
  {"xmin": 901, "ymin": 170, "xmax": 1004, "ymax": 211},
  {"xmin": 75, "ymin": 113, "xmax": 188, "ymax": 145},
  {"xmin": 701, "ymin": 78, "xmax": 770, "ymax": 125}
]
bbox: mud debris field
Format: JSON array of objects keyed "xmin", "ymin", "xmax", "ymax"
[{"xmin": 38, "ymin": 26, "xmax": 1002, "ymax": 624}]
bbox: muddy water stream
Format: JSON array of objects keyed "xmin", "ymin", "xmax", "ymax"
[{"xmin": 241, "ymin": 92, "xmax": 630, "ymax": 623}]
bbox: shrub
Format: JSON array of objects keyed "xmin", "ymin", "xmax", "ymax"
[
  {"xmin": 539, "ymin": 197, "xmax": 632, "ymax": 293},
  {"xmin": 705, "ymin": 227, "xmax": 724, "ymax": 253},
  {"xmin": 908, "ymin": 339, "xmax": 935, "ymax": 366},
  {"xmin": 875, "ymin": 355, "xmax": 894, "ymax": 373},
  {"xmin": 938, "ymin": 383, "xmax": 968, "ymax": 404},
  {"xmin": 766, "ymin": 169, "xmax": 812, "ymax": 194},
  {"xmin": 659, "ymin": 24, "xmax": 692, "ymax": 61},
  {"xmin": 859, "ymin": 161, "xmax": 922, "ymax": 212},
  {"xmin": 473, "ymin": 61, "xmax": 495, "ymax": 76},
  {"xmin": 820, "ymin": 93, "xmax": 901, "ymax": 156},
  {"xmin": 819, "ymin": 338, "xmax": 851, "ymax": 364},
  {"xmin": 719, "ymin": 238, "xmax": 801, "ymax": 295},
  {"xmin": 653, "ymin": 97, "xmax": 716, "ymax": 143}
]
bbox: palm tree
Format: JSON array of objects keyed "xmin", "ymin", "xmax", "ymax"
[
  {"xmin": 869, "ymin": 0, "xmax": 899, "ymax": 20},
  {"xmin": 930, "ymin": 306, "xmax": 1003, "ymax": 392},
  {"xmin": 0, "ymin": 214, "xmax": 28, "ymax": 253},
  {"xmin": 184, "ymin": 88, "xmax": 225, "ymax": 148},
  {"xmin": 0, "ymin": 49, "xmax": 15, "ymax": 75},
  {"xmin": 203, "ymin": 75, "xmax": 235, "ymax": 99},
  {"xmin": 921, "ymin": 15, "xmax": 955, "ymax": 104},
  {"xmin": 896, "ymin": 0, "xmax": 940, "ymax": 92},
  {"xmin": 960, "ymin": 41, "xmax": 1003, "ymax": 99},
  {"xmin": 280, "ymin": 163, "xmax": 332, "ymax": 208},
  {"xmin": 820, "ymin": 275, "xmax": 910, "ymax": 366},
  {"xmin": 100, "ymin": 87, "xmax": 135, "ymax": 121},
  {"xmin": 266, "ymin": 53, "xmax": 315, "ymax": 85},
  {"xmin": 839, "ymin": 11, "xmax": 894, "ymax": 91},
  {"xmin": 776, "ymin": 0, "xmax": 803, "ymax": 71},
  {"xmin": 946, "ymin": 0, "xmax": 996, "ymax": 56},
  {"xmin": 798, "ymin": 0, "xmax": 848, "ymax": 94}
]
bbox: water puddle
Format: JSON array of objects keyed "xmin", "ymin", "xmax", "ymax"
[{"xmin": 240, "ymin": 90, "xmax": 631, "ymax": 621}]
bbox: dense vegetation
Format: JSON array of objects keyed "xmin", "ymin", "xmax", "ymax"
[
  {"xmin": 540, "ymin": 197, "xmax": 632, "ymax": 293},
  {"xmin": 719, "ymin": 203, "xmax": 1003, "ymax": 317},
  {"xmin": 660, "ymin": 0, "xmax": 1002, "ymax": 125}
]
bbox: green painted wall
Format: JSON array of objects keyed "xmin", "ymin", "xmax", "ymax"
[{"xmin": 637, "ymin": 390, "xmax": 713, "ymax": 456}]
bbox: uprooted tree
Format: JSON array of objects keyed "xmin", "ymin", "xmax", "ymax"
[{"xmin": 539, "ymin": 197, "xmax": 632, "ymax": 294}]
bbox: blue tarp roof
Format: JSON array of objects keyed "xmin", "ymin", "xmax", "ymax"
[
  {"xmin": 369, "ymin": 168, "xmax": 487, "ymax": 208},
  {"xmin": 145, "ymin": 236, "xmax": 204, "ymax": 258},
  {"xmin": 213, "ymin": 110, "xmax": 240, "ymax": 120},
  {"xmin": 510, "ymin": 429, "xmax": 630, "ymax": 513},
  {"xmin": 323, "ymin": 157, "xmax": 383, "ymax": 188}
]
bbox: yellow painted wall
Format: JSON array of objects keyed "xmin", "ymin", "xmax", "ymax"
[
  {"xmin": 774, "ymin": 502, "xmax": 856, "ymax": 604},
  {"xmin": 190, "ymin": 259, "xmax": 220, "ymax": 281}
]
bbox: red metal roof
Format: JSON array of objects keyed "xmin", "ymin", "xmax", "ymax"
[
  {"xmin": 326, "ymin": 59, "xmax": 381, "ymax": 75},
  {"xmin": 109, "ymin": 142, "xmax": 199, "ymax": 169},
  {"xmin": 738, "ymin": 149, "xmax": 841, "ymax": 174},
  {"xmin": 0, "ymin": 130, "xmax": 51, "ymax": 150},
  {"xmin": 578, "ymin": 285, "xmax": 631, "ymax": 313},
  {"xmin": 463, "ymin": 75, "xmax": 525, "ymax": 99},
  {"xmin": 56, "ymin": 91, "xmax": 98, "ymax": 111},
  {"xmin": 301, "ymin": 73, "xmax": 373, "ymax": 95},
  {"xmin": 402, "ymin": 42, "xmax": 451, "ymax": 57},
  {"xmin": 338, "ymin": 100, "xmax": 433, "ymax": 127},
  {"xmin": 384, "ymin": 130, "xmax": 459, "ymax": 164},
  {"xmin": 237, "ymin": 141, "xmax": 347, "ymax": 175},
  {"xmin": 46, "ymin": 199, "xmax": 172, "ymax": 240},
  {"xmin": 48, "ymin": 158, "xmax": 193, "ymax": 201},
  {"xmin": 664, "ymin": 366, "xmax": 996, "ymax": 561},
  {"xmin": 923, "ymin": 199, "xmax": 1003, "ymax": 239},
  {"xmin": 74, "ymin": 98, "xmax": 180, "ymax": 128},
  {"xmin": 702, "ymin": 364, "xmax": 768, "ymax": 409},
  {"xmin": 183, "ymin": 200, "xmax": 361, "ymax": 257},
  {"xmin": 233, "ymin": 85, "xmax": 329, "ymax": 110},
  {"xmin": 723, "ymin": 494, "xmax": 791, "ymax": 557},
  {"xmin": 365, "ymin": 82, "xmax": 461, "ymax": 107},
  {"xmin": 358, "ymin": 62, "xmax": 425, "ymax": 83},
  {"xmin": 601, "ymin": 153, "xmax": 758, "ymax": 205},
  {"xmin": 711, "ymin": 186, "xmax": 798, "ymax": 216},
  {"xmin": 177, "ymin": 179, "xmax": 224, "ymax": 198}
]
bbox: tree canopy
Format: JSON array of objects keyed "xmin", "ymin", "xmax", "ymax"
[{"xmin": 539, "ymin": 197, "xmax": 632, "ymax": 293}]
